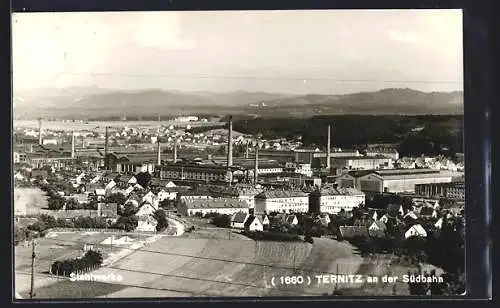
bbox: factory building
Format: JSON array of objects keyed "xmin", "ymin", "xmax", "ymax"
[
  {"xmin": 106, "ymin": 153, "xmax": 156, "ymax": 174},
  {"xmin": 329, "ymin": 156, "xmax": 394, "ymax": 170},
  {"xmin": 415, "ymin": 181, "xmax": 465, "ymax": 200},
  {"xmin": 350, "ymin": 169, "xmax": 454, "ymax": 193}
]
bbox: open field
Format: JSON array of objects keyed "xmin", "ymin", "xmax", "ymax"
[
  {"xmin": 14, "ymin": 230, "xmax": 156, "ymax": 297},
  {"xmin": 14, "ymin": 188, "xmax": 49, "ymax": 216},
  {"xmin": 26, "ymin": 231, "xmax": 365, "ymax": 298},
  {"xmin": 14, "ymin": 120, "xmax": 222, "ymax": 132},
  {"xmin": 18, "ymin": 226, "xmax": 442, "ymax": 298}
]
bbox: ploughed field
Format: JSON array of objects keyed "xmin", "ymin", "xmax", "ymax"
[{"xmin": 27, "ymin": 235, "xmax": 365, "ymax": 298}]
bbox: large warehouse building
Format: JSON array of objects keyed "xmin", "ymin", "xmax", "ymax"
[{"xmin": 338, "ymin": 169, "xmax": 454, "ymax": 193}]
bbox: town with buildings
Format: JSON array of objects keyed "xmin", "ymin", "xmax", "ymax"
[
  {"xmin": 13, "ymin": 9, "xmax": 465, "ymax": 300},
  {"xmin": 14, "ymin": 116, "xmax": 465, "ymax": 298}
]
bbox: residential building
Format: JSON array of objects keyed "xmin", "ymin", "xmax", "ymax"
[
  {"xmin": 178, "ymin": 198, "xmax": 249, "ymax": 216},
  {"xmin": 368, "ymin": 221, "xmax": 387, "ymax": 238},
  {"xmin": 244, "ymin": 215, "xmax": 264, "ymax": 232},
  {"xmin": 254, "ymin": 190, "xmax": 309, "ymax": 214},
  {"xmin": 136, "ymin": 216, "xmax": 158, "ymax": 232},
  {"xmin": 404, "ymin": 224, "xmax": 428, "ymax": 239},
  {"xmin": 308, "ymin": 187, "xmax": 365, "ymax": 214},
  {"xmin": 209, "ymin": 185, "xmax": 263, "ymax": 209},
  {"xmin": 231, "ymin": 211, "xmax": 250, "ymax": 229},
  {"xmin": 136, "ymin": 202, "xmax": 158, "ymax": 217}
]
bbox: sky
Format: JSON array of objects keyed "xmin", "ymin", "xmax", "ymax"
[{"xmin": 12, "ymin": 10, "xmax": 463, "ymax": 95}]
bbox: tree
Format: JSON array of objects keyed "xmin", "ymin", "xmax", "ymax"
[
  {"xmin": 153, "ymin": 209, "xmax": 169, "ymax": 232},
  {"xmin": 121, "ymin": 202, "xmax": 138, "ymax": 217},
  {"xmin": 211, "ymin": 214, "xmax": 231, "ymax": 228},
  {"xmin": 113, "ymin": 216, "xmax": 138, "ymax": 232},
  {"xmin": 105, "ymin": 193, "xmax": 127, "ymax": 205},
  {"xmin": 135, "ymin": 172, "xmax": 152, "ymax": 188}
]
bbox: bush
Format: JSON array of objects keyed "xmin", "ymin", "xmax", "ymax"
[
  {"xmin": 51, "ymin": 250, "xmax": 103, "ymax": 277},
  {"xmin": 112, "ymin": 216, "xmax": 138, "ymax": 232},
  {"xmin": 210, "ymin": 214, "xmax": 231, "ymax": 228},
  {"xmin": 305, "ymin": 234, "xmax": 314, "ymax": 244},
  {"xmin": 153, "ymin": 209, "xmax": 169, "ymax": 232}
]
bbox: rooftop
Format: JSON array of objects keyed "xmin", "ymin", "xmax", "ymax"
[
  {"xmin": 319, "ymin": 187, "xmax": 365, "ymax": 196},
  {"xmin": 255, "ymin": 190, "xmax": 309, "ymax": 199},
  {"xmin": 183, "ymin": 198, "xmax": 248, "ymax": 209}
]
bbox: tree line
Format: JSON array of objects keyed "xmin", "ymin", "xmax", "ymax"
[
  {"xmin": 51, "ymin": 250, "xmax": 103, "ymax": 277},
  {"xmin": 233, "ymin": 115, "xmax": 463, "ymax": 157}
]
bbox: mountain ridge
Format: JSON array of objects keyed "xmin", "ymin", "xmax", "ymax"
[{"xmin": 13, "ymin": 87, "xmax": 463, "ymax": 119}]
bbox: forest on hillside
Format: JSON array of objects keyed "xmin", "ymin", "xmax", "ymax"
[{"xmin": 232, "ymin": 115, "xmax": 463, "ymax": 157}]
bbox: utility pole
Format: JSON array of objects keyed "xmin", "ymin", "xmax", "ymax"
[{"xmin": 30, "ymin": 239, "xmax": 36, "ymax": 299}]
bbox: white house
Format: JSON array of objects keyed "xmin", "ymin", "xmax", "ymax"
[
  {"xmin": 404, "ymin": 224, "xmax": 428, "ymax": 239},
  {"xmin": 165, "ymin": 181, "xmax": 176, "ymax": 188},
  {"xmin": 127, "ymin": 176, "xmax": 137, "ymax": 185},
  {"xmin": 142, "ymin": 191, "xmax": 159, "ymax": 208},
  {"xmin": 136, "ymin": 216, "xmax": 158, "ymax": 232},
  {"xmin": 404, "ymin": 211, "xmax": 418, "ymax": 220},
  {"xmin": 158, "ymin": 189, "xmax": 177, "ymax": 202},
  {"xmin": 136, "ymin": 202, "xmax": 158, "ymax": 217},
  {"xmin": 434, "ymin": 217, "xmax": 444, "ymax": 229},
  {"xmin": 231, "ymin": 211, "xmax": 250, "ymax": 229},
  {"xmin": 284, "ymin": 214, "xmax": 299, "ymax": 225},
  {"xmin": 244, "ymin": 216, "xmax": 264, "ymax": 232}
]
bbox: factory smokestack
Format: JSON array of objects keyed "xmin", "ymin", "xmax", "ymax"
[
  {"xmin": 173, "ymin": 141, "xmax": 178, "ymax": 163},
  {"xmin": 71, "ymin": 132, "xmax": 75, "ymax": 159},
  {"xmin": 104, "ymin": 126, "xmax": 109, "ymax": 170},
  {"xmin": 254, "ymin": 145, "xmax": 259, "ymax": 185},
  {"xmin": 157, "ymin": 116, "xmax": 161, "ymax": 166},
  {"xmin": 38, "ymin": 118, "xmax": 42, "ymax": 145},
  {"xmin": 327, "ymin": 125, "xmax": 331, "ymax": 171},
  {"xmin": 227, "ymin": 116, "xmax": 233, "ymax": 167}
]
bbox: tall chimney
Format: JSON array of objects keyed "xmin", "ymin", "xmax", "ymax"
[
  {"xmin": 173, "ymin": 141, "xmax": 178, "ymax": 163},
  {"xmin": 327, "ymin": 125, "xmax": 331, "ymax": 171},
  {"xmin": 104, "ymin": 126, "xmax": 109, "ymax": 170},
  {"xmin": 71, "ymin": 132, "xmax": 75, "ymax": 159},
  {"xmin": 227, "ymin": 116, "xmax": 233, "ymax": 167},
  {"xmin": 245, "ymin": 142, "xmax": 249, "ymax": 159},
  {"xmin": 38, "ymin": 118, "xmax": 42, "ymax": 145},
  {"xmin": 254, "ymin": 145, "xmax": 259, "ymax": 185},
  {"xmin": 157, "ymin": 115, "xmax": 161, "ymax": 166}
]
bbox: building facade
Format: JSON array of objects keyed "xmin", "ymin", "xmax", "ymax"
[
  {"xmin": 254, "ymin": 190, "xmax": 309, "ymax": 214},
  {"xmin": 330, "ymin": 156, "xmax": 394, "ymax": 170},
  {"xmin": 415, "ymin": 181, "xmax": 465, "ymax": 200},
  {"xmin": 356, "ymin": 169, "xmax": 454, "ymax": 193},
  {"xmin": 309, "ymin": 187, "xmax": 365, "ymax": 214},
  {"xmin": 178, "ymin": 198, "xmax": 249, "ymax": 216}
]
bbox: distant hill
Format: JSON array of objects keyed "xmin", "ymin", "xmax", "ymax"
[{"xmin": 13, "ymin": 87, "xmax": 463, "ymax": 119}]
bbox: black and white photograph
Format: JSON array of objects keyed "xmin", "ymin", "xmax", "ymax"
[{"xmin": 12, "ymin": 9, "xmax": 465, "ymax": 298}]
